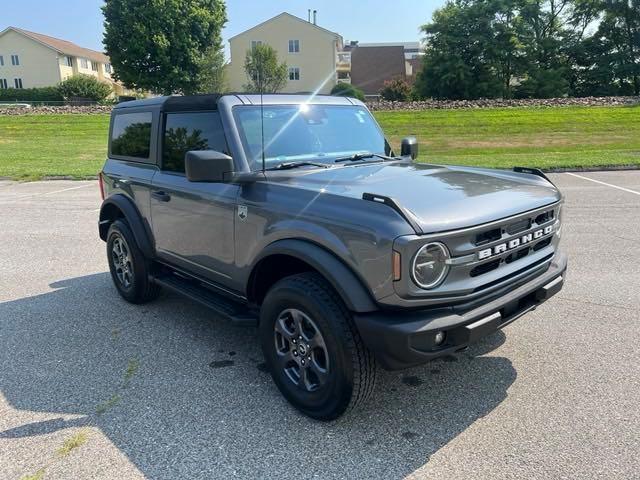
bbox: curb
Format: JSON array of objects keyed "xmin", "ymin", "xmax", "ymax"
[{"xmin": 542, "ymin": 165, "xmax": 640, "ymax": 173}]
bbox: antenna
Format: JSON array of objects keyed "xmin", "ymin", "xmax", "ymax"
[{"xmin": 259, "ymin": 70, "xmax": 266, "ymax": 172}]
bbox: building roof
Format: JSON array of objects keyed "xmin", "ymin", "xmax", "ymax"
[
  {"xmin": 356, "ymin": 42, "xmax": 421, "ymax": 51},
  {"xmin": 228, "ymin": 12, "xmax": 341, "ymax": 42},
  {"xmin": 1, "ymin": 27, "xmax": 110, "ymax": 64},
  {"xmin": 350, "ymin": 45, "xmax": 407, "ymax": 95}
]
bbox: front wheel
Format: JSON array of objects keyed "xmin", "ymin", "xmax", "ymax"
[{"xmin": 259, "ymin": 272, "xmax": 377, "ymax": 420}]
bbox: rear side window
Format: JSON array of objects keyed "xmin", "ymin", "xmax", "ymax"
[
  {"xmin": 111, "ymin": 112, "xmax": 153, "ymax": 159},
  {"xmin": 162, "ymin": 112, "xmax": 228, "ymax": 173}
]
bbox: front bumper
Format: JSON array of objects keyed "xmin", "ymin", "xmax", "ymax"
[{"xmin": 353, "ymin": 251, "xmax": 567, "ymax": 370}]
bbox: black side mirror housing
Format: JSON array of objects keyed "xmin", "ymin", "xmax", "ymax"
[
  {"xmin": 400, "ymin": 136, "xmax": 419, "ymax": 160},
  {"xmin": 185, "ymin": 150, "xmax": 234, "ymax": 183}
]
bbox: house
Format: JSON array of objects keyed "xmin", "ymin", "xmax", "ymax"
[
  {"xmin": 0, "ymin": 26, "xmax": 129, "ymax": 96},
  {"xmin": 345, "ymin": 42, "xmax": 425, "ymax": 96},
  {"xmin": 349, "ymin": 45, "xmax": 407, "ymax": 96},
  {"xmin": 225, "ymin": 12, "xmax": 344, "ymax": 94}
]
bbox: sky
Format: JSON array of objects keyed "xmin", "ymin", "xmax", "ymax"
[{"xmin": 2, "ymin": 0, "xmax": 442, "ymax": 56}]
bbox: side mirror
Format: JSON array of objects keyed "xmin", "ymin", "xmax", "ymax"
[
  {"xmin": 401, "ymin": 136, "xmax": 419, "ymax": 160},
  {"xmin": 185, "ymin": 150, "xmax": 234, "ymax": 183}
]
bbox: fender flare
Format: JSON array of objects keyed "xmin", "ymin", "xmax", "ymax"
[
  {"xmin": 99, "ymin": 194, "xmax": 155, "ymax": 258},
  {"xmin": 250, "ymin": 239, "xmax": 378, "ymax": 313}
]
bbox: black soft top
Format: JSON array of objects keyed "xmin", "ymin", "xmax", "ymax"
[
  {"xmin": 114, "ymin": 94, "xmax": 223, "ymax": 112},
  {"xmin": 113, "ymin": 93, "xmax": 357, "ymax": 112}
]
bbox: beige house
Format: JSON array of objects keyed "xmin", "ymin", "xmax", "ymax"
[
  {"xmin": 226, "ymin": 12, "xmax": 345, "ymax": 94},
  {"xmin": 0, "ymin": 26, "xmax": 130, "ymax": 96}
]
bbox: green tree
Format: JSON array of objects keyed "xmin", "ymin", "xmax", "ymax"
[
  {"xmin": 490, "ymin": 0, "xmax": 526, "ymax": 98},
  {"xmin": 515, "ymin": 0, "xmax": 573, "ymax": 98},
  {"xmin": 102, "ymin": 0, "xmax": 227, "ymax": 95},
  {"xmin": 243, "ymin": 44, "xmax": 288, "ymax": 93},
  {"xmin": 597, "ymin": 0, "xmax": 640, "ymax": 95},
  {"xmin": 194, "ymin": 46, "xmax": 227, "ymax": 93},
  {"xmin": 414, "ymin": 0, "xmax": 516, "ymax": 100},
  {"xmin": 57, "ymin": 75, "xmax": 112, "ymax": 102},
  {"xmin": 331, "ymin": 82, "xmax": 366, "ymax": 101}
]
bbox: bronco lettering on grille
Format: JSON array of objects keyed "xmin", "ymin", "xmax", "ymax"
[{"xmin": 477, "ymin": 225, "xmax": 555, "ymax": 260}]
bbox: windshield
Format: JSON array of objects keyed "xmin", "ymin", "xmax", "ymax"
[{"xmin": 233, "ymin": 105, "xmax": 389, "ymax": 170}]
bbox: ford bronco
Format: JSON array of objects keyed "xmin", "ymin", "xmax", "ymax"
[{"xmin": 98, "ymin": 94, "xmax": 567, "ymax": 420}]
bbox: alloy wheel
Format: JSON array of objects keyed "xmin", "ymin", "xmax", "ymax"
[
  {"xmin": 111, "ymin": 236, "xmax": 133, "ymax": 288},
  {"xmin": 273, "ymin": 308, "xmax": 330, "ymax": 392}
]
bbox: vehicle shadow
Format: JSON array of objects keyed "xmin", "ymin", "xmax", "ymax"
[{"xmin": 0, "ymin": 273, "xmax": 514, "ymax": 479}]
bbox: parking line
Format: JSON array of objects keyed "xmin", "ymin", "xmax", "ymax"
[
  {"xmin": 565, "ymin": 172, "xmax": 640, "ymax": 196},
  {"xmin": 13, "ymin": 183, "xmax": 94, "ymax": 200}
]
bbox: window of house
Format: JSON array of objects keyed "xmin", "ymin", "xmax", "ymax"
[
  {"xmin": 63, "ymin": 56, "xmax": 73, "ymax": 67},
  {"xmin": 288, "ymin": 67, "xmax": 300, "ymax": 81},
  {"xmin": 111, "ymin": 112, "xmax": 153, "ymax": 159},
  {"xmin": 105, "ymin": 63, "xmax": 112, "ymax": 74},
  {"xmin": 92, "ymin": 61, "xmax": 99, "ymax": 72},
  {"xmin": 0, "ymin": 56, "xmax": 4, "ymax": 66},
  {"xmin": 14, "ymin": 78, "xmax": 23, "ymax": 89},
  {"xmin": 162, "ymin": 112, "xmax": 228, "ymax": 173},
  {"xmin": 288, "ymin": 40, "xmax": 300, "ymax": 53},
  {"xmin": 80, "ymin": 58, "xmax": 88, "ymax": 69},
  {"xmin": 11, "ymin": 55, "xmax": 19, "ymax": 66},
  {"xmin": 0, "ymin": 79, "xmax": 8, "ymax": 89},
  {"xmin": 251, "ymin": 40, "xmax": 263, "ymax": 50}
]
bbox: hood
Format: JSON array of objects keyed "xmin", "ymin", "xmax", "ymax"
[{"xmin": 269, "ymin": 162, "xmax": 561, "ymax": 233}]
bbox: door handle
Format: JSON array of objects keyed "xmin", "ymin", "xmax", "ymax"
[{"xmin": 152, "ymin": 191, "xmax": 171, "ymax": 202}]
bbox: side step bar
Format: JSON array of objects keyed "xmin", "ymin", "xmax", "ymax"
[{"xmin": 152, "ymin": 273, "xmax": 258, "ymax": 327}]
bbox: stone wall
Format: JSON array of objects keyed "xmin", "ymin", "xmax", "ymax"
[
  {"xmin": 1, "ymin": 96, "xmax": 639, "ymax": 115},
  {"xmin": 0, "ymin": 105, "xmax": 113, "ymax": 115},
  {"xmin": 366, "ymin": 96, "xmax": 640, "ymax": 111}
]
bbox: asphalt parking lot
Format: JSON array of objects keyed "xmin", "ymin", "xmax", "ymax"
[{"xmin": 0, "ymin": 171, "xmax": 639, "ymax": 479}]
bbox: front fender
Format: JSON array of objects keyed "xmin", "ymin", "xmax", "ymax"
[{"xmin": 252, "ymin": 239, "xmax": 378, "ymax": 313}]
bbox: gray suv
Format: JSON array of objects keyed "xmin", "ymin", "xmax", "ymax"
[{"xmin": 99, "ymin": 94, "xmax": 567, "ymax": 420}]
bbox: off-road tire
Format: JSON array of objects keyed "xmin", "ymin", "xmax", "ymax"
[
  {"xmin": 106, "ymin": 219, "xmax": 160, "ymax": 304},
  {"xmin": 260, "ymin": 272, "xmax": 377, "ymax": 420}
]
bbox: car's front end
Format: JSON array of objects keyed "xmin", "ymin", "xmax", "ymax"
[{"xmin": 354, "ymin": 196, "xmax": 566, "ymax": 369}]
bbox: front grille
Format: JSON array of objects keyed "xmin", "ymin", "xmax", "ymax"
[
  {"xmin": 505, "ymin": 247, "xmax": 530, "ymax": 264},
  {"xmin": 399, "ymin": 202, "xmax": 561, "ymax": 304},
  {"xmin": 472, "ymin": 253, "xmax": 554, "ymax": 293},
  {"xmin": 532, "ymin": 237, "xmax": 552, "ymax": 252},
  {"xmin": 475, "ymin": 228, "xmax": 502, "ymax": 246},
  {"xmin": 470, "ymin": 259, "xmax": 500, "ymax": 277},
  {"xmin": 535, "ymin": 210, "xmax": 554, "ymax": 225},
  {"xmin": 506, "ymin": 218, "xmax": 531, "ymax": 235}
]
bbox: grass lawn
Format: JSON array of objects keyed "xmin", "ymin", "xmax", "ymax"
[
  {"xmin": 0, "ymin": 114, "xmax": 109, "ymax": 180},
  {"xmin": 0, "ymin": 105, "xmax": 638, "ymax": 180},
  {"xmin": 378, "ymin": 105, "xmax": 640, "ymax": 169}
]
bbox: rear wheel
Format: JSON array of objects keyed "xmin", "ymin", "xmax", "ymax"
[
  {"xmin": 106, "ymin": 219, "xmax": 160, "ymax": 304},
  {"xmin": 260, "ymin": 272, "xmax": 377, "ymax": 420}
]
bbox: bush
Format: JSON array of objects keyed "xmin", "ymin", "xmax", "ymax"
[
  {"xmin": 380, "ymin": 78, "xmax": 412, "ymax": 101},
  {"xmin": 57, "ymin": 75, "xmax": 113, "ymax": 102},
  {"xmin": 0, "ymin": 87, "xmax": 64, "ymax": 102},
  {"xmin": 331, "ymin": 82, "xmax": 366, "ymax": 101}
]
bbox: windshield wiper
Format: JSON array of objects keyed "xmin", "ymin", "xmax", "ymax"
[
  {"xmin": 266, "ymin": 161, "xmax": 331, "ymax": 171},
  {"xmin": 334, "ymin": 152, "xmax": 398, "ymax": 163}
]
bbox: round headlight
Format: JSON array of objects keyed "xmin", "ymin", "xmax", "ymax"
[{"xmin": 412, "ymin": 242, "xmax": 450, "ymax": 289}]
